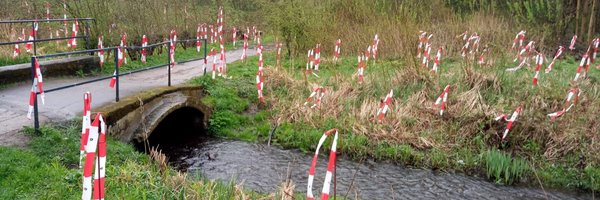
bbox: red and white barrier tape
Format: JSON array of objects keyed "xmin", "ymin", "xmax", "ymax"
[
  {"xmin": 431, "ymin": 47, "xmax": 442, "ymax": 73},
  {"xmin": 196, "ymin": 26, "xmax": 202, "ymax": 53},
  {"xmin": 98, "ymin": 36, "xmax": 104, "ymax": 67},
  {"xmin": 478, "ymin": 48, "xmax": 488, "ymax": 65},
  {"xmin": 357, "ymin": 54, "xmax": 365, "ymax": 83},
  {"xmin": 545, "ymin": 46, "xmax": 564, "ymax": 73},
  {"xmin": 82, "ymin": 113, "xmax": 106, "ymax": 200},
  {"xmin": 120, "ymin": 33, "xmax": 127, "ymax": 64},
  {"xmin": 532, "ymin": 53, "xmax": 543, "ymax": 86},
  {"xmin": 422, "ymin": 42, "xmax": 431, "ymax": 67},
  {"xmin": 417, "ymin": 31, "xmax": 427, "ymax": 58},
  {"xmin": 591, "ymin": 38, "xmax": 599, "ymax": 63},
  {"xmin": 376, "ymin": 89, "xmax": 393, "ymax": 122},
  {"xmin": 314, "ymin": 44, "xmax": 321, "ymax": 71},
  {"xmin": 241, "ymin": 33, "xmax": 248, "ymax": 61},
  {"xmin": 306, "ymin": 128, "xmax": 338, "ymax": 200},
  {"xmin": 13, "ymin": 36, "xmax": 21, "ymax": 59},
  {"xmin": 372, "ymin": 34, "xmax": 380, "ymax": 60},
  {"xmin": 68, "ymin": 19, "xmax": 79, "ymax": 48},
  {"xmin": 141, "ymin": 35, "xmax": 148, "ymax": 63},
  {"xmin": 433, "ymin": 85, "xmax": 450, "ymax": 116},
  {"xmin": 80, "ymin": 92, "xmax": 92, "ymax": 168},
  {"xmin": 548, "ymin": 88, "xmax": 581, "ymax": 120},
  {"xmin": 569, "ymin": 35, "xmax": 577, "ymax": 50},
  {"xmin": 333, "ymin": 39, "xmax": 341, "ymax": 63},
  {"xmin": 304, "ymin": 87, "xmax": 327, "ymax": 108},
  {"xmin": 211, "ymin": 48, "xmax": 217, "ymax": 80},
  {"xmin": 511, "ymin": 30, "xmax": 526, "ymax": 51},
  {"xmin": 573, "ymin": 54, "xmax": 588, "ymax": 81},
  {"xmin": 495, "ymin": 107, "xmax": 521, "ymax": 140},
  {"xmin": 232, "ymin": 27, "xmax": 237, "ymax": 47},
  {"xmin": 27, "ymin": 58, "xmax": 45, "ymax": 119},
  {"xmin": 276, "ymin": 42, "xmax": 282, "ymax": 66},
  {"xmin": 25, "ymin": 22, "xmax": 38, "ymax": 52},
  {"xmin": 108, "ymin": 40, "xmax": 124, "ymax": 88}
]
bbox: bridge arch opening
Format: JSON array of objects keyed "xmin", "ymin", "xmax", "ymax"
[{"xmin": 134, "ymin": 106, "xmax": 209, "ymax": 155}]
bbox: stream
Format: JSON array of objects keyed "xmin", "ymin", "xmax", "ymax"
[{"xmin": 161, "ymin": 139, "xmax": 593, "ymax": 200}]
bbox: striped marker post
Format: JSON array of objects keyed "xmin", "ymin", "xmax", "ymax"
[
  {"xmin": 573, "ymin": 54, "xmax": 588, "ymax": 81},
  {"xmin": 495, "ymin": 107, "xmax": 522, "ymax": 140},
  {"xmin": 532, "ymin": 53, "xmax": 543, "ymax": 86},
  {"xmin": 13, "ymin": 35, "xmax": 21, "ymax": 59},
  {"xmin": 376, "ymin": 89, "xmax": 394, "ymax": 123},
  {"xmin": 478, "ymin": 48, "xmax": 488, "ymax": 65},
  {"xmin": 569, "ymin": 35, "xmax": 577, "ymax": 50},
  {"xmin": 545, "ymin": 46, "xmax": 565, "ymax": 73},
  {"xmin": 333, "ymin": 39, "xmax": 341, "ymax": 63},
  {"xmin": 372, "ymin": 34, "xmax": 379, "ymax": 61},
  {"xmin": 256, "ymin": 39, "xmax": 265, "ymax": 103},
  {"xmin": 80, "ymin": 92, "xmax": 92, "ymax": 168},
  {"xmin": 98, "ymin": 36, "xmax": 104, "ymax": 67},
  {"xmin": 433, "ymin": 85, "xmax": 450, "ymax": 116},
  {"xmin": 121, "ymin": 33, "xmax": 127, "ymax": 64},
  {"xmin": 211, "ymin": 48, "xmax": 217, "ymax": 80},
  {"xmin": 232, "ymin": 27, "xmax": 237, "ymax": 47},
  {"xmin": 548, "ymin": 88, "xmax": 581, "ymax": 120},
  {"xmin": 422, "ymin": 43, "xmax": 431, "ymax": 67},
  {"xmin": 591, "ymin": 38, "xmax": 599, "ymax": 64},
  {"xmin": 141, "ymin": 35, "xmax": 148, "ymax": 63},
  {"xmin": 109, "ymin": 40, "xmax": 124, "ymax": 88},
  {"xmin": 307, "ymin": 128, "xmax": 339, "ymax": 200}
]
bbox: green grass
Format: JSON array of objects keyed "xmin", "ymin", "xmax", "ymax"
[
  {"xmin": 0, "ymin": 121, "xmax": 273, "ymax": 199},
  {"xmin": 189, "ymin": 50, "xmax": 600, "ymax": 193}
]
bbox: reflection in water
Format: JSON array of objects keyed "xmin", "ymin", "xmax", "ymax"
[{"xmin": 166, "ymin": 139, "xmax": 592, "ymax": 200}]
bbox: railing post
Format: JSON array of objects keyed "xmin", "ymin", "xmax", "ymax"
[
  {"xmin": 114, "ymin": 48, "xmax": 120, "ymax": 102},
  {"xmin": 168, "ymin": 41, "xmax": 172, "ymax": 87},
  {"xmin": 32, "ymin": 22, "xmax": 37, "ymax": 56},
  {"xmin": 31, "ymin": 56, "xmax": 39, "ymax": 133},
  {"xmin": 203, "ymin": 38, "xmax": 207, "ymax": 75}
]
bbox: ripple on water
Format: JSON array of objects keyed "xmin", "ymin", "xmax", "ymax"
[{"xmin": 167, "ymin": 140, "xmax": 592, "ymax": 200}]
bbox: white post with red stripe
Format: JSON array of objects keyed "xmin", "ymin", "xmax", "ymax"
[
  {"xmin": 417, "ymin": 31, "xmax": 427, "ymax": 58},
  {"xmin": 306, "ymin": 128, "xmax": 339, "ymax": 200},
  {"xmin": 25, "ymin": 22, "xmax": 38, "ymax": 52},
  {"xmin": 372, "ymin": 34, "xmax": 380, "ymax": 61},
  {"xmin": 68, "ymin": 19, "xmax": 79, "ymax": 49},
  {"xmin": 314, "ymin": 44, "xmax": 321, "ymax": 71},
  {"xmin": 376, "ymin": 89, "xmax": 393, "ymax": 122},
  {"xmin": 109, "ymin": 38, "xmax": 124, "ymax": 88},
  {"xmin": 433, "ymin": 85, "xmax": 450, "ymax": 116},
  {"xmin": 545, "ymin": 46, "xmax": 564, "ymax": 73},
  {"xmin": 357, "ymin": 54, "xmax": 365, "ymax": 83},
  {"xmin": 256, "ymin": 38, "xmax": 265, "ymax": 103},
  {"xmin": 211, "ymin": 48, "xmax": 217, "ymax": 80},
  {"xmin": 276, "ymin": 42, "xmax": 282, "ymax": 67},
  {"xmin": 196, "ymin": 26, "xmax": 202, "ymax": 53},
  {"xmin": 232, "ymin": 27, "xmax": 237, "ymax": 47}
]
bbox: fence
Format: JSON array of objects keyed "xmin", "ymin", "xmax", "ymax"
[
  {"xmin": 0, "ymin": 18, "xmax": 95, "ymax": 56},
  {"xmin": 30, "ymin": 37, "xmax": 208, "ymax": 131}
]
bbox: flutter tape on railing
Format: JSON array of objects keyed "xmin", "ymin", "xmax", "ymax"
[
  {"xmin": 548, "ymin": 88, "xmax": 581, "ymax": 120},
  {"xmin": 82, "ymin": 113, "xmax": 107, "ymax": 200},
  {"xmin": 307, "ymin": 128, "xmax": 339, "ymax": 200},
  {"xmin": 80, "ymin": 92, "xmax": 92, "ymax": 168},
  {"xmin": 13, "ymin": 35, "xmax": 21, "ymax": 59},
  {"xmin": 532, "ymin": 53, "xmax": 543, "ymax": 86},
  {"xmin": 433, "ymin": 85, "xmax": 450, "ymax": 116},
  {"xmin": 98, "ymin": 36, "xmax": 105, "ymax": 67},
  {"xmin": 27, "ymin": 58, "xmax": 45, "ymax": 119},
  {"xmin": 109, "ymin": 44, "xmax": 124, "ymax": 88},
  {"xmin": 495, "ymin": 107, "xmax": 522, "ymax": 140},
  {"xmin": 170, "ymin": 30, "xmax": 176, "ymax": 68},
  {"xmin": 376, "ymin": 89, "xmax": 394, "ymax": 122},
  {"xmin": 545, "ymin": 46, "xmax": 564, "ymax": 73},
  {"xmin": 25, "ymin": 22, "xmax": 37, "ymax": 52}
]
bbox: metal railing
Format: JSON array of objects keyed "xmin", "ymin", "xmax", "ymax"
[
  {"xmin": 30, "ymin": 37, "xmax": 208, "ymax": 131},
  {"xmin": 0, "ymin": 18, "xmax": 96, "ymax": 56}
]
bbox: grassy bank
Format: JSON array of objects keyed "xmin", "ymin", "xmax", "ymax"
[
  {"xmin": 0, "ymin": 120, "xmax": 296, "ymax": 199},
  {"xmin": 190, "ymin": 51, "xmax": 600, "ymax": 192}
]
